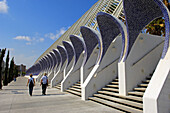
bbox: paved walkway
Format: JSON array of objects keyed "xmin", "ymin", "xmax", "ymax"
[{"xmin": 0, "ymin": 77, "xmax": 121, "ymax": 113}]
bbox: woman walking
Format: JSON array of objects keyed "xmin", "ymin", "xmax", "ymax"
[{"xmin": 27, "ymin": 74, "xmax": 35, "ymax": 96}]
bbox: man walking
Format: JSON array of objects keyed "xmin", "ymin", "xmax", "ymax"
[{"xmin": 40, "ymin": 73, "xmax": 48, "ymax": 95}]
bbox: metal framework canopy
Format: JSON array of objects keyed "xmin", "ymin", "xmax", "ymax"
[{"xmin": 34, "ymin": 0, "xmax": 124, "ymax": 64}]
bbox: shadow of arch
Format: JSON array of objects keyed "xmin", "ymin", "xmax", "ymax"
[
  {"xmin": 97, "ymin": 12, "xmax": 128, "ymax": 62},
  {"xmin": 49, "ymin": 51, "xmax": 57, "ymax": 70},
  {"xmin": 70, "ymin": 35, "xmax": 84, "ymax": 65},
  {"xmin": 46, "ymin": 54, "xmax": 53, "ymax": 72},
  {"xmin": 80, "ymin": 26, "xmax": 102, "ymax": 66},
  {"xmin": 63, "ymin": 41, "xmax": 75, "ymax": 68},
  {"xmin": 123, "ymin": 0, "xmax": 170, "ymax": 60},
  {"xmin": 62, "ymin": 41, "xmax": 76, "ymax": 76},
  {"xmin": 53, "ymin": 49, "xmax": 61, "ymax": 71},
  {"xmin": 57, "ymin": 45, "xmax": 67, "ymax": 68}
]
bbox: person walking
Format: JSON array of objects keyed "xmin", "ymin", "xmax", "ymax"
[
  {"xmin": 40, "ymin": 73, "xmax": 48, "ymax": 95},
  {"xmin": 13, "ymin": 76, "xmax": 16, "ymax": 82},
  {"xmin": 27, "ymin": 74, "xmax": 35, "ymax": 96}
]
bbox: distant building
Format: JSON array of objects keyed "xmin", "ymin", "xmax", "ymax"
[{"xmin": 16, "ymin": 64, "xmax": 26, "ymax": 75}]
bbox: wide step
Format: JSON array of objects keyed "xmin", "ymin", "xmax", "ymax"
[
  {"xmin": 128, "ymin": 91, "xmax": 144, "ymax": 97},
  {"xmin": 65, "ymin": 81, "xmax": 81, "ymax": 97},
  {"xmin": 102, "ymin": 87, "xmax": 119, "ymax": 92},
  {"xmin": 66, "ymin": 89, "xmax": 81, "ymax": 96},
  {"xmin": 106, "ymin": 84, "xmax": 118, "ymax": 88},
  {"xmin": 72, "ymin": 85, "xmax": 81, "ymax": 89},
  {"xmin": 93, "ymin": 94, "xmax": 143, "ymax": 109},
  {"xmin": 98, "ymin": 91, "xmax": 142, "ymax": 103},
  {"xmin": 110, "ymin": 81, "xmax": 119, "ymax": 85},
  {"xmin": 68, "ymin": 87, "xmax": 81, "ymax": 92},
  {"xmin": 134, "ymin": 88, "xmax": 146, "ymax": 92},
  {"xmin": 54, "ymin": 83, "xmax": 61, "ymax": 90},
  {"xmin": 89, "ymin": 97, "xmax": 143, "ymax": 113},
  {"xmin": 138, "ymin": 84, "xmax": 148, "ymax": 87},
  {"xmin": 89, "ymin": 75, "xmax": 152, "ymax": 112}
]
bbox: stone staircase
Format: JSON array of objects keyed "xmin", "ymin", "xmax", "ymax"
[
  {"xmin": 54, "ymin": 83, "xmax": 61, "ymax": 90},
  {"xmin": 65, "ymin": 81, "xmax": 81, "ymax": 97},
  {"xmin": 88, "ymin": 75, "xmax": 152, "ymax": 113}
]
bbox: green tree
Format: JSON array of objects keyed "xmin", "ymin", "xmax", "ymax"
[
  {"xmin": 13, "ymin": 66, "xmax": 19, "ymax": 78},
  {"xmin": 163, "ymin": 0, "xmax": 170, "ymax": 10},
  {"xmin": 3, "ymin": 50, "xmax": 9, "ymax": 86},
  {"xmin": 145, "ymin": 17, "xmax": 165, "ymax": 36},
  {"xmin": 145, "ymin": 1, "xmax": 169, "ymax": 36},
  {"xmin": 8, "ymin": 57, "xmax": 14, "ymax": 83},
  {"xmin": 0, "ymin": 48, "xmax": 6, "ymax": 89}
]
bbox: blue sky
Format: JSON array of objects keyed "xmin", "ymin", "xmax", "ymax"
[{"xmin": 0, "ymin": 0, "xmax": 98, "ymax": 68}]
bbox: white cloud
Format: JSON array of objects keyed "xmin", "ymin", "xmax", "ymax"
[
  {"xmin": 7, "ymin": 48, "xmax": 14, "ymax": 51},
  {"xmin": 45, "ymin": 33, "xmax": 56, "ymax": 40},
  {"xmin": 26, "ymin": 42, "xmax": 31, "ymax": 45},
  {"xmin": 39, "ymin": 38, "xmax": 44, "ymax": 42},
  {"xmin": 13, "ymin": 54, "xmax": 37, "ymax": 68},
  {"xmin": 13, "ymin": 36, "xmax": 31, "ymax": 41},
  {"xmin": 13, "ymin": 35, "xmax": 45, "ymax": 46},
  {"xmin": 0, "ymin": 0, "xmax": 8, "ymax": 14},
  {"xmin": 45, "ymin": 27, "xmax": 67, "ymax": 40}
]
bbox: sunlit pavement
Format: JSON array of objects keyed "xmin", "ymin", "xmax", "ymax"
[{"xmin": 0, "ymin": 77, "xmax": 121, "ymax": 113}]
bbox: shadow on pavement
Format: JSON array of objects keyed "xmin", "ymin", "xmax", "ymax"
[
  {"xmin": 11, "ymin": 91, "xmax": 25, "ymax": 94},
  {"xmin": 33, "ymin": 93, "xmax": 65, "ymax": 96}
]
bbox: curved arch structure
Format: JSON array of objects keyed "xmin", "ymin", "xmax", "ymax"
[
  {"xmin": 46, "ymin": 54, "xmax": 53, "ymax": 72},
  {"xmin": 123, "ymin": 0, "xmax": 169, "ymax": 60},
  {"xmin": 57, "ymin": 46, "xmax": 67, "ymax": 68},
  {"xmin": 49, "ymin": 52, "xmax": 57, "ymax": 70},
  {"xmin": 51, "ymin": 49, "xmax": 62, "ymax": 87},
  {"xmin": 81, "ymin": 12, "xmax": 127, "ymax": 100},
  {"xmin": 52, "ymin": 49, "xmax": 61, "ymax": 73},
  {"xmin": 26, "ymin": 1, "xmax": 170, "ymax": 111},
  {"xmin": 36, "ymin": 58, "xmax": 44, "ymax": 76},
  {"xmin": 80, "ymin": 26, "xmax": 100, "ymax": 65},
  {"xmin": 141, "ymin": 0, "xmax": 170, "ymax": 112},
  {"xmin": 51, "ymin": 46, "xmax": 68, "ymax": 87},
  {"xmin": 61, "ymin": 35, "xmax": 85, "ymax": 91},
  {"xmin": 44, "ymin": 55, "xmax": 51, "ymax": 73},
  {"xmin": 115, "ymin": 2, "xmax": 170, "ymax": 111},
  {"xmin": 97, "ymin": 12, "xmax": 128, "ymax": 62},
  {"xmin": 36, "ymin": 55, "xmax": 50, "ymax": 82},
  {"xmin": 26, "ymin": 62, "xmax": 41, "ymax": 75},
  {"xmin": 62, "ymin": 41, "xmax": 75, "ymax": 75},
  {"xmin": 80, "ymin": 26, "xmax": 102, "ymax": 84},
  {"xmin": 47, "ymin": 51, "xmax": 58, "ymax": 83},
  {"xmin": 70, "ymin": 35, "xmax": 84, "ymax": 64},
  {"xmin": 41, "ymin": 57, "xmax": 46, "ymax": 72}
]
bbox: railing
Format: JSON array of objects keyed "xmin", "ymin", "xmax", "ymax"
[
  {"xmin": 72, "ymin": 68, "xmax": 80, "ymax": 74},
  {"xmin": 88, "ymin": 64, "xmax": 95, "ymax": 70},
  {"xmin": 97, "ymin": 57, "xmax": 119, "ymax": 73},
  {"xmin": 132, "ymin": 41, "xmax": 164, "ymax": 66}
]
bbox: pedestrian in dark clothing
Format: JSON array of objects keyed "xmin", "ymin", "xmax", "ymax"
[
  {"xmin": 40, "ymin": 73, "xmax": 48, "ymax": 95},
  {"xmin": 14, "ymin": 76, "xmax": 16, "ymax": 82},
  {"xmin": 27, "ymin": 74, "xmax": 35, "ymax": 96}
]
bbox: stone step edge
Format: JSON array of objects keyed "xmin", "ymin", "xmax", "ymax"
[
  {"xmin": 89, "ymin": 97, "xmax": 143, "ymax": 113},
  {"xmin": 66, "ymin": 89, "xmax": 81, "ymax": 97},
  {"xmin": 94, "ymin": 94, "xmax": 143, "ymax": 109}
]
